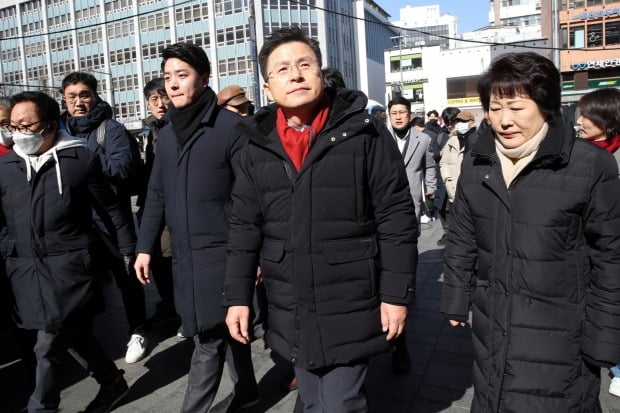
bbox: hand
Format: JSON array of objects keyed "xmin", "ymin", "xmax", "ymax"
[
  {"xmin": 122, "ymin": 254, "xmax": 135, "ymax": 275},
  {"xmin": 449, "ymin": 319, "xmax": 467, "ymax": 327},
  {"xmin": 226, "ymin": 306, "xmax": 251, "ymax": 344},
  {"xmin": 134, "ymin": 253, "xmax": 152, "ymax": 285},
  {"xmin": 380, "ymin": 302, "xmax": 407, "ymax": 341},
  {"xmin": 425, "ymin": 192, "xmax": 435, "ymax": 199}
]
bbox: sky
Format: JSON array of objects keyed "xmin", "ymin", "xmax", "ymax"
[{"xmin": 382, "ymin": 1, "xmax": 491, "ymax": 33}]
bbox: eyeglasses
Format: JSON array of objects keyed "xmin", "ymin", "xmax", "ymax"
[
  {"xmin": 65, "ymin": 92, "xmax": 93, "ymax": 104},
  {"xmin": 267, "ymin": 58, "xmax": 319, "ymax": 80},
  {"xmin": 147, "ymin": 95, "xmax": 170, "ymax": 105},
  {"xmin": 389, "ymin": 110, "xmax": 409, "ymax": 117},
  {"xmin": 7, "ymin": 120, "xmax": 46, "ymax": 134}
]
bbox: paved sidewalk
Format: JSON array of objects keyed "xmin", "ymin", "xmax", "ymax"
[{"xmin": 2, "ymin": 221, "xmax": 619, "ymax": 412}]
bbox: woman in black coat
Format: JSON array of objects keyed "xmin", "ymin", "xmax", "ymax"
[{"xmin": 440, "ymin": 53, "xmax": 620, "ymax": 412}]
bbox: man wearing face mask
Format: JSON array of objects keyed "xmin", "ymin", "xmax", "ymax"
[
  {"xmin": 60, "ymin": 72, "xmax": 149, "ymax": 365},
  {"xmin": 1, "ymin": 91, "xmax": 135, "ymax": 413},
  {"xmin": 0, "ymin": 99, "xmax": 13, "ymax": 155},
  {"xmin": 438, "ymin": 110, "xmax": 477, "ymax": 245}
]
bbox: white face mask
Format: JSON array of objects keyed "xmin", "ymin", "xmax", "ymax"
[
  {"xmin": 0, "ymin": 128, "xmax": 13, "ymax": 147},
  {"xmin": 12, "ymin": 131, "xmax": 45, "ymax": 155},
  {"xmin": 455, "ymin": 122, "xmax": 471, "ymax": 135}
]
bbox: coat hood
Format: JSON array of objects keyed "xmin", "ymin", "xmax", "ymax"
[
  {"xmin": 14, "ymin": 130, "xmax": 85, "ymax": 195},
  {"xmin": 236, "ymin": 87, "xmax": 369, "ymax": 145}
]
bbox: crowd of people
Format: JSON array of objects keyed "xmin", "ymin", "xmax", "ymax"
[{"xmin": 0, "ymin": 25, "xmax": 618, "ymax": 413}]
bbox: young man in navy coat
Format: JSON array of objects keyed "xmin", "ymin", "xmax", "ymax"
[{"xmin": 134, "ymin": 43, "xmax": 258, "ymax": 413}]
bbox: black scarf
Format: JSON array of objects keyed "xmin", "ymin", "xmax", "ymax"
[
  {"xmin": 65, "ymin": 98, "xmax": 113, "ymax": 137},
  {"xmin": 167, "ymin": 88, "xmax": 215, "ymax": 147}
]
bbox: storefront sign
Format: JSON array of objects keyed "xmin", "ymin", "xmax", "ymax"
[
  {"xmin": 562, "ymin": 77, "xmax": 620, "ymax": 90},
  {"xmin": 447, "ymin": 96, "xmax": 481, "ymax": 105},
  {"xmin": 573, "ymin": 8, "xmax": 620, "ymax": 20},
  {"xmin": 570, "ymin": 58, "xmax": 620, "ymax": 70}
]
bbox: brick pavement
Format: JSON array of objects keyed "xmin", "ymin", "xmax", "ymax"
[{"xmin": 1, "ymin": 221, "xmax": 619, "ymax": 412}]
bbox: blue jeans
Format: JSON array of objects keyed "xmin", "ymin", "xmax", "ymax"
[{"xmin": 611, "ymin": 364, "xmax": 620, "ymax": 378}]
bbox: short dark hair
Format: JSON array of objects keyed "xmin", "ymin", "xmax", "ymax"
[
  {"xmin": 477, "ymin": 52, "xmax": 560, "ymax": 120},
  {"xmin": 441, "ymin": 107, "xmax": 461, "ymax": 127},
  {"xmin": 60, "ymin": 72, "xmax": 97, "ymax": 95},
  {"xmin": 388, "ymin": 96, "xmax": 411, "ymax": 111},
  {"xmin": 411, "ymin": 116, "xmax": 425, "ymax": 127},
  {"xmin": 579, "ymin": 88, "xmax": 620, "ymax": 140},
  {"xmin": 161, "ymin": 43, "xmax": 211, "ymax": 77},
  {"xmin": 144, "ymin": 77, "xmax": 166, "ymax": 98},
  {"xmin": 10, "ymin": 91, "xmax": 60, "ymax": 125},
  {"xmin": 322, "ymin": 67, "xmax": 345, "ymax": 89},
  {"xmin": 259, "ymin": 26, "xmax": 322, "ymax": 82},
  {"xmin": 426, "ymin": 109, "xmax": 439, "ymax": 117}
]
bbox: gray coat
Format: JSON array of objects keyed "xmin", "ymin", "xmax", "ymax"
[{"xmin": 389, "ymin": 126, "xmax": 437, "ymax": 221}]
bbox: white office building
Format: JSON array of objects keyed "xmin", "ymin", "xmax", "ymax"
[{"xmin": 0, "ymin": 0, "xmax": 395, "ymax": 124}]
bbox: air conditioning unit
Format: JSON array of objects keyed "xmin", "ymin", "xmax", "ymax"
[
  {"xmin": 568, "ymin": 2, "xmax": 575, "ymax": 9},
  {"xmin": 535, "ymin": 1, "xmax": 541, "ymax": 9}
]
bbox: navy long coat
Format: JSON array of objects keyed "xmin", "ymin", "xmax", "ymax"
[{"xmin": 137, "ymin": 90, "xmax": 245, "ymax": 337}]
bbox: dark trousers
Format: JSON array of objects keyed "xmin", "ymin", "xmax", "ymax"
[
  {"xmin": 294, "ymin": 362, "xmax": 368, "ymax": 413},
  {"xmin": 28, "ymin": 315, "xmax": 120, "ymax": 413},
  {"xmin": 93, "ymin": 230, "xmax": 147, "ymax": 335},
  {"xmin": 180, "ymin": 323, "xmax": 258, "ymax": 413}
]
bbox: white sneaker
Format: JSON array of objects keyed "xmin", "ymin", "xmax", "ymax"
[
  {"xmin": 610, "ymin": 376, "xmax": 620, "ymax": 397},
  {"xmin": 125, "ymin": 334, "xmax": 147, "ymax": 363},
  {"xmin": 420, "ymin": 215, "xmax": 431, "ymax": 224}
]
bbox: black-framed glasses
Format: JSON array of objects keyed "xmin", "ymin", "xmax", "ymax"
[
  {"xmin": 147, "ymin": 95, "xmax": 170, "ymax": 105},
  {"xmin": 7, "ymin": 120, "xmax": 45, "ymax": 134},
  {"xmin": 64, "ymin": 91, "xmax": 94, "ymax": 104}
]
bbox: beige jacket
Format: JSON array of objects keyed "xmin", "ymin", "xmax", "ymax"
[{"xmin": 439, "ymin": 133, "xmax": 464, "ymax": 203}]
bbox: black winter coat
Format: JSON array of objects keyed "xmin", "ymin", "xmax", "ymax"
[
  {"xmin": 440, "ymin": 118, "xmax": 620, "ymax": 413},
  {"xmin": 137, "ymin": 92, "xmax": 245, "ymax": 337},
  {"xmin": 223, "ymin": 89, "xmax": 418, "ymax": 370},
  {"xmin": 0, "ymin": 138, "xmax": 136, "ymax": 332}
]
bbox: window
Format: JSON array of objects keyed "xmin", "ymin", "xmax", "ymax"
[
  {"xmin": 215, "ymin": 24, "xmax": 248, "ymax": 46},
  {"xmin": 141, "ymin": 40, "xmax": 171, "ymax": 60},
  {"xmin": 75, "ymin": 5, "xmax": 101, "ymax": 21},
  {"xmin": 178, "ymin": 32, "xmax": 211, "ymax": 48},
  {"xmin": 50, "ymin": 34, "xmax": 73, "ymax": 51},
  {"xmin": 77, "ymin": 28, "xmax": 103, "ymax": 45},
  {"xmin": 215, "ymin": 0, "xmax": 246, "ymax": 17},
  {"xmin": 109, "ymin": 47, "xmax": 137, "ymax": 65},
  {"xmin": 587, "ymin": 23, "xmax": 603, "ymax": 47},
  {"xmin": 561, "ymin": 28, "xmax": 568, "ymax": 49},
  {"xmin": 175, "ymin": 3, "xmax": 208, "ymax": 24},
  {"xmin": 52, "ymin": 59, "xmax": 75, "ymax": 77},
  {"xmin": 112, "ymin": 74, "xmax": 139, "ymax": 92},
  {"xmin": 24, "ymin": 41, "xmax": 45, "ymax": 57},
  {"xmin": 105, "ymin": 0, "xmax": 133, "ymax": 13},
  {"xmin": 79, "ymin": 53, "xmax": 106, "ymax": 71},
  {"xmin": 108, "ymin": 20, "xmax": 134, "ymax": 39},
  {"xmin": 570, "ymin": 26, "xmax": 585, "ymax": 48},
  {"xmin": 139, "ymin": 11, "xmax": 169, "ymax": 31},
  {"xmin": 606, "ymin": 21, "xmax": 620, "ymax": 46}
]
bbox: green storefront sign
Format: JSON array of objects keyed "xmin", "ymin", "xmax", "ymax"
[{"xmin": 562, "ymin": 77, "xmax": 620, "ymax": 90}]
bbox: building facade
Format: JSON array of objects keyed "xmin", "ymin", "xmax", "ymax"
[
  {"xmin": 0, "ymin": 0, "xmax": 394, "ymax": 124},
  {"xmin": 557, "ymin": 0, "xmax": 620, "ymax": 117}
]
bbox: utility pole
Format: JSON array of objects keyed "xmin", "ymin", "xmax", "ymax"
[{"xmin": 248, "ymin": 0, "xmax": 261, "ymax": 105}]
